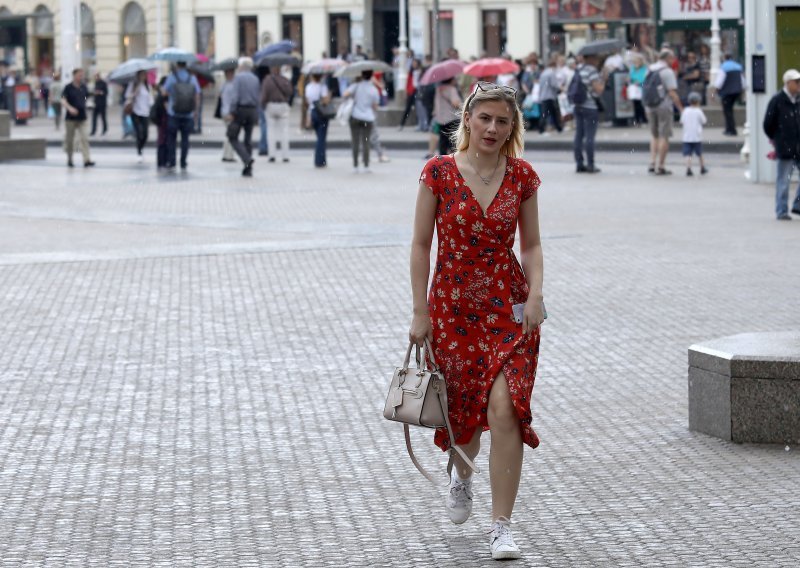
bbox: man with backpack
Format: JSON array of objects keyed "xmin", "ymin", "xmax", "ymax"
[
  {"xmin": 643, "ymin": 49, "xmax": 683, "ymax": 175},
  {"xmin": 163, "ymin": 61, "xmax": 201, "ymax": 172},
  {"xmin": 568, "ymin": 53, "xmax": 606, "ymax": 173}
]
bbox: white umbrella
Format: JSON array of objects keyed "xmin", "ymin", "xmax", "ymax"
[
  {"xmin": 148, "ymin": 47, "xmax": 197, "ymax": 63},
  {"xmin": 334, "ymin": 60, "xmax": 393, "ymax": 78},
  {"xmin": 108, "ymin": 58, "xmax": 158, "ymax": 84}
]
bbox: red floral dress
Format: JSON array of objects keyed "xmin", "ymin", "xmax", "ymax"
[{"xmin": 419, "ymin": 154, "xmax": 542, "ymax": 452}]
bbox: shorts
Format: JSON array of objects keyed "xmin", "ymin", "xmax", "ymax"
[
  {"xmin": 431, "ymin": 121, "xmax": 441, "ymax": 135},
  {"xmin": 682, "ymin": 142, "xmax": 703, "ymax": 156},
  {"xmin": 646, "ymin": 106, "xmax": 673, "ymax": 139}
]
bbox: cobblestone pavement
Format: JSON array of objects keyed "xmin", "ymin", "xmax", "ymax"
[{"xmin": 0, "ymin": 148, "xmax": 798, "ymax": 567}]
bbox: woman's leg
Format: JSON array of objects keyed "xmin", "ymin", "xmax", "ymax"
[
  {"xmin": 449, "ymin": 428, "xmax": 482, "ymax": 480},
  {"xmin": 349, "ymin": 119, "xmax": 360, "ymax": 167},
  {"xmin": 363, "ymin": 121, "xmax": 373, "ymax": 167},
  {"xmin": 487, "ymin": 371, "xmax": 523, "ymax": 521}
]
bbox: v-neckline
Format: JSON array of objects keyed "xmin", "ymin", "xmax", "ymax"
[{"xmin": 450, "ymin": 153, "xmax": 509, "ymax": 217}]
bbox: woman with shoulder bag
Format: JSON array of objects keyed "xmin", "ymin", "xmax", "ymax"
[
  {"xmin": 305, "ymin": 73, "xmax": 331, "ymax": 168},
  {"xmin": 124, "ymin": 70, "xmax": 154, "ymax": 162},
  {"xmin": 409, "ymin": 82, "xmax": 545, "ymax": 561}
]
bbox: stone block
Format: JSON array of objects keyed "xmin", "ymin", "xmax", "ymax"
[
  {"xmin": 688, "ymin": 331, "xmax": 800, "ymax": 444},
  {"xmin": 0, "ymin": 138, "xmax": 46, "ymax": 160},
  {"xmin": 0, "ymin": 110, "xmax": 10, "ymax": 138}
]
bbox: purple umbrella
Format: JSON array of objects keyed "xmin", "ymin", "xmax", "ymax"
[
  {"xmin": 254, "ymin": 40, "xmax": 295, "ymax": 63},
  {"xmin": 419, "ymin": 59, "xmax": 466, "ymax": 85}
]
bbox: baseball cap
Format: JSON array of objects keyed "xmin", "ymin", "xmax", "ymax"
[{"xmin": 783, "ymin": 69, "xmax": 800, "ymax": 83}]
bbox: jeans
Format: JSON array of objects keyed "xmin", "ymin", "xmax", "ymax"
[
  {"xmin": 258, "ymin": 107, "xmax": 268, "ymax": 153},
  {"xmin": 775, "ymin": 159, "xmax": 800, "ymax": 217},
  {"xmin": 721, "ymin": 94, "xmax": 738, "ymax": 134},
  {"xmin": 349, "ymin": 118, "xmax": 373, "ymax": 167},
  {"xmin": 414, "ymin": 97, "xmax": 429, "ymax": 131},
  {"xmin": 132, "ymin": 114, "xmax": 149, "ymax": 155},
  {"xmin": 573, "ymin": 106, "xmax": 599, "ymax": 168},
  {"xmin": 311, "ymin": 110, "xmax": 329, "ymax": 166},
  {"xmin": 227, "ymin": 106, "xmax": 259, "ymax": 164},
  {"xmin": 167, "ymin": 115, "xmax": 193, "ymax": 168},
  {"xmin": 539, "ymin": 99, "xmax": 562, "ymax": 133},
  {"xmin": 91, "ymin": 105, "xmax": 107, "ymax": 135}
]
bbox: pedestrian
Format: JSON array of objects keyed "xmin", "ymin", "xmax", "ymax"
[
  {"xmin": 305, "ymin": 73, "xmax": 330, "ymax": 168},
  {"xmin": 763, "ymin": 69, "xmax": 800, "ymax": 221},
  {"xmin": 61, "ymin": 68, "xmax": 95, "ymax": 168},
  {"xmin": 124, "ymin": 70, "xmax": 153, "ymax": 163},
  {"xmin": 644, "ymin": 49, "xmax": 683, "ymax": 175},
  {"xmin": 409, "ymin": 81, "xmax": 544, "ymax": 561},
  {"xmin": 714, "ymin": 53, "xmax": 746, "ymax": 136},
  {"xmin": 90, "ymin": 72, "xmax": 108, "ymax": 136},
  {"xmin": 680, "ymin": 92, "xmax": 708, "ymax": 177},
  {"xmin": 153, "ymin": 77, "xmax": 169, "ymax": 170},
  {"xmin": 433, "ymin": 77, "xmax": 462, "ymax": 155},
  {"xmin": 49, "ymin": 71, "xmax": 63, "ymax": 130},
  {"xmin": 164, "ymin": 61, "xmax": 201, "ymax": 172},
  {"xmin": 570, "ymin": 53, "xmax": 606, "ymax": 173},
  {"xmin": 343, "ymin": 71, "xmax": 380, "ymax": 173},
  {"xmin": 225, "ymin": 57, "xmax": 261, "ymax": 177},
  {"xmin": 218, "ymin": 67, "xmax": 236, "ymax": 163},
  {"xmin": 537, "ymin": 55, "xmax": 562, "ymax": 134},
  {"xmin": 256, "ymin": 66, "xmax": 269, "ymax": 156},
  {"xmin": 628, "ymin": 54, "xmax": 648, "ymax": 126},
  {"xmin": 371, "ymin": 71, "xmax": 390, "ymax": 163},
  {"xmin": 399, "ymin": 58, "xmax": 420, "ymax": 130},
  {"xmin": 261, "ymin": 65, "xmax": 293, "ymax": 163}
]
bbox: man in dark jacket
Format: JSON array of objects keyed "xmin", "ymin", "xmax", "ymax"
[
  {"xmin": 763, "ymin": 69, "xmax": 800, "ymax": 220},
  {"xmin": 90, "ymin": 72, "xmax": 108, "ymax": 135},
  {"xmin": 714, "ymin": 54, "xmax": 746, "ymax": 136}
]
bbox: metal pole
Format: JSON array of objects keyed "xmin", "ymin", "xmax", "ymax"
[
  {"xmin": 60, "ymin": 0, "xmax": 77, "ymax": 77},
  {"xmin": 541, "ymin": 0, "xmax": 549, "ymax": 60},
  {"xmin": 156, "ymin": 0, "xmax": 163, "ymax": 50},
  {"xmin": 710, "ymin": 0, "xmax": 722, "ymax": 87},
  {"xmin": 432, "ymin": 0, "xmax": 441, "ymax": 61},
  {"xmin": 397, "ymin": 0, "xmax": 408, "ymax": 99}
]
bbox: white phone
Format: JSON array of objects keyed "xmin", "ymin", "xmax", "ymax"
[{"xmin": 512, "ymin": 301, "xmax": 547, "ymax": 324}]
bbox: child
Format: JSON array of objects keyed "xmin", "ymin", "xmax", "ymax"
[{"xmin": 680, "ymin": 92, "xmax": 708, "ymax": 176}]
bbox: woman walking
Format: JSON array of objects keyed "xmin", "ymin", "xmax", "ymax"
[
  {"xmin": 305, "ymin": 73, "xmax": 330, "ymax": 168},
  {"xmin": 409, "ymin": 82, "xmax": 544, "ymax": 561},
  {"xmin": 124, "ymin": 70, "xmax": 154, "ymax": 162},
  {"xmin": 49, "ymin": 72, "xmax": 63, "ymax": 130},
  {"xmin": 629, "ymin": 54, "xmax": 648, "ymax": 127},
  {"xmin": 343, "ymin": 71, "xmax": 379, "ymax": 173},
  {"xmin": 432, "ymin": 77, "xmax": 462, "ymax": 155}
]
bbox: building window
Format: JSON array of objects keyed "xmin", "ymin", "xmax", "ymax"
[
  {"xmin": 482, "ymin": 10, "xmax": 507, "ymax": 57},
  {"xmin": 122, "ymin": 2, "xmax": 147, "ymax": 60},
  {"xmin": 282, "ymin": 15, "xmax": 302, "ymax": 56},
  {"xmin": 329, "ymin": 14, "xmax": 350, "ymax": 59},
  {"xmin": 196, "ymin": 16, "xmax": 215, "ymax": 58},
  {"xmin": 429, "ymin": 10, "xmax": 454, "ymax": 60},
  {"xmin": 239, "ymin": 16, "xmax": 257, "ymax": 57}
]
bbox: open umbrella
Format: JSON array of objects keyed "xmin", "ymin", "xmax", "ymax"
[
  {"xmin": 108, "ymin": 58, "xmax": 159, "ymax": 84},
  {"xmin": 302, "ymin": 58, "xmax": 346, "ymax": 75},
  {"xmin": 464, "ymin": 58, "xmax": 520, "ymax": 78},
  {"xmin": 257, "ymin": 53, "xmax": 301, "ymax": 68},
  {"xmin": 253, "ymin": 40, "xmax": 295, "ymax": 62},
  {"xmin": 334, "ymin": 60, "xmax": 393, "ymax": 78},
  {"xmin": 419, "ymin": 59, "xmax": 466, "ymax": 85},
  {"xmin": 148, "ymin": 47, "xmax": 197, "ymax": 63},
  {"xmin": 578, "ymin": 39, "xmax": 625, "ymax": 56},
  {"xmin": 211, "ymin": 58, "xmax": 239, "ymax": 72}
]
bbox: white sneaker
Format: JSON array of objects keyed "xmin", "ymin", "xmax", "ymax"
[
  {"xmin": 445, "ymin": 471, "xmax": 473, "ymax": 524},
  {"xmin": 137, "ymin": 155, "xmax": 144, "ymax": 163},
  {"xmin": 362, "ymin": 166, "xmax": 372, "ymax": 174},
  {"xmin": 353, "ymin": 167, "xmax": 360, "ymax": 174},
  {"xmin": 489, "ymin": 517, "xmax": 521, "ymax": 560}
]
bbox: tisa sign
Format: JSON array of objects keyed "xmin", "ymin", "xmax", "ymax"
[{"xmin": 661, "ymin": 0, "xmax": 742, "ymax": 20}]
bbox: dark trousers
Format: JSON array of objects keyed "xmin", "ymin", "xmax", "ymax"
[
  {"xmin": 632, "ymin": 100, "xmax": 648, "ymax": 125},
  {"xmin": 439, "ymin": 120, "xmax": 459, "ymax": 155},
  {"xmin": 573, "ymin": 106, "xmax": 599, "ymax": 168},
  {"xmin": 539, "ymin": 99, "xmax": 562, "ymax": 133},
  {"xmin": 399, "ymin": 91, "xmax": 417, "ymax": 127},
  {"xmin": 349, "ymin": 118, "xmax": 374, "ymax": 167},
  {"xmin": 91, "ymin": 105, "xmax": 107, "ymax": 135},
  {"xmin": 227, "ymin": 106, "xmax": 259, "ymax": 164},
  {"xmin": 167, "ymin": 115, "xmax": 193, "ymax": 168},
  {"xmin": 721, "ymin": 94, "xmax": 739, "ymax": 134},
  {"xmin": 132, "ymin": 114, "xmax": 149, "ymax": 155},
  {"xmin": 311, "ymin": 110, "xmax": 329, "ymax": 166}
]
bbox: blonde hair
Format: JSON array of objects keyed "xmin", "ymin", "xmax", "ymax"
[{"xmin": 452, "ymin": 85, "xmax": 525, "ymax": 158}]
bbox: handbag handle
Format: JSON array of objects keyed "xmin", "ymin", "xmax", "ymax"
[{"xmin": 401, "ymin": 338, "xmax": 439, "ymax": 373}]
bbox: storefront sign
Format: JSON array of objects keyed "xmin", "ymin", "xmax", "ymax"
[
  {"xmin": 660, "ymin": 0, "xmax": 741, "ymax": 20},
  {"xmin": 549, "ymin": 0, "xmax": 653, "ymax": 22}
]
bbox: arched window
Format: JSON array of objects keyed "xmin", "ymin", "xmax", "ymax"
[
  {"xmin": 80, "ymin": 3, "xmax": 96, "ymax": 71},
  {"xmin": 122, "ymin": 2, "xmax": 147, "ymax": 60},
  {"xmin": 33, "ymin": 5, "xmax": 53, "ymax": 36}
]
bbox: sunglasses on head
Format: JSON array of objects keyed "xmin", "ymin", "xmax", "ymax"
[{"xmin": 474, "ymin": 81, "xmax": 517, "ymax": 96}]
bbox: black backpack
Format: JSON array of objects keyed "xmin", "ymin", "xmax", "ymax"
[
  {"xmin": 172, "ymin": 73, "xmax": 196, "ymax": 114},
  {"xmin": 567, "ymin": 68, "xmax": 588, "ymax": 106},
  {"xmin": 642, "ymin": 70, "xmax": 665, "ymax": 108},
  {"xmin": 150, "ymin": 93, "xmax": 167, "ymax": 125}
]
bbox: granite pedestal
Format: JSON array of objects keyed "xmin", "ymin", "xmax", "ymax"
[
  {"xmin": 0, "ymin": 110, "xmax": 46, "ymax": 160},
  {"xmin": 689, "ymin": 332, "xmax": 800, "ymax": 444}
]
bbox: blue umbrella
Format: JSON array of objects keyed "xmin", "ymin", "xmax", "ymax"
[
  {"xmin": 253, "ymin": 40, "xmax": 295, "ymax": 63},
  {"xmin": 148, "ymin": 47, "xmax": 197, "ymax": 63}
]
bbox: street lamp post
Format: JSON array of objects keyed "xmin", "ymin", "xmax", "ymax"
[
  {"xmin": 156, "ymin": 0, "xmax": 163, "ymax": 50},
  {"xmin": 709, "ymin": 0, "xmax": 722, "ymax": 87},
  {"xmin": 396, "ymin": 0, "xmax": 408, "ymax": 101}
]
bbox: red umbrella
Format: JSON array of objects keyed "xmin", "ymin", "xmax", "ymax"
[
  {"xmin": 419, "ymin": 59, "xmax": 466, "ymax": 85},
  {"xmin": 463, "ymin": 58, "xmax": 520, "ymax": 78}
]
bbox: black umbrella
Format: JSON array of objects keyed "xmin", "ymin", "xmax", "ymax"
[
  {"xmin": 256, "ymin": 53, "xmax": 301, "ymax": 68},
  {"xmin": 189, "ymin": 60, "xmax": 215, "ymax": 83},
  {"xmin": 211, "ymin": 58, "xmax": 239, "ymax": 72},
  {"xmin": 578, "ymin": 39, "xmax": 625, "ymax": 57}
]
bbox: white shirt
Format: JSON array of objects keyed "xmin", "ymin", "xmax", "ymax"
[
  {"xmin": 124, "ymin": 82, "xmax": 154, "ymax": 118},
  {"xmin": 345, "ymin": 81, "xmax": 379, "ymax": 122},
  {"xmin": 680, "ymin": 106, "xmax": 707, "ymax": 143},
  {"xmin": 304, "ymin": 81, "xmax": 329, "ymax": 119}
]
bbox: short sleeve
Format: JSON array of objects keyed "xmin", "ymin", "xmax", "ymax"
[
  {"xmin": 521, "ymin": 162, "xmax": 541, "ymax": 202},
  {"xmin": 419, "ymin": 156, "xmax": 441, "ymax": 198}
]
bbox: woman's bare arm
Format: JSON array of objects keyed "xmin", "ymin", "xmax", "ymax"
[
  {"xmin": 409, "ymin": 181, "xmax": 438, "ymax": 344},
  {"xmin": 518, "ymin": 192, "xmax": 544, "ymax": 334}
]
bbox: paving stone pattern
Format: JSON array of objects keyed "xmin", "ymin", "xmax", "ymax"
[{"xmin": 0, "ymin": 149, "xmax": 798, "ymax": 567}]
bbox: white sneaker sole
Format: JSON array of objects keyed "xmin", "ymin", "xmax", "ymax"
[
  {"xmin": 446, "ymin": 506, "xmax": 471, "ymax": 525},
  {"xmin": 491, "ymin": 546, "xmax": 521, "ymax": 560}
]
